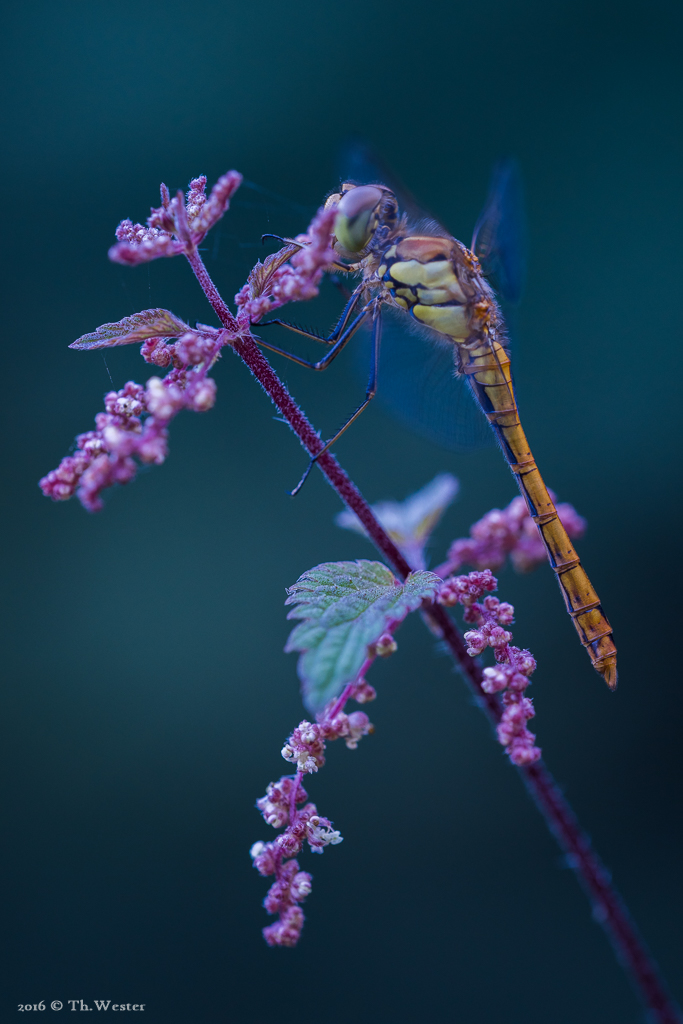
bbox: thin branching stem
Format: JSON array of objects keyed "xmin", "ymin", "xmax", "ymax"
[{"xmin": 185, "ymin": 249, "xmax": 681, "ymax": 1024}]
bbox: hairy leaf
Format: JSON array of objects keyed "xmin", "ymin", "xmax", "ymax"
[
  {"xmin": 246, "ymin": 244, "xmax": 298, "ymax": 298},
  {"xmin": 285, "ymin": 560, "xmax": 441, "ymax": 712},
  {"xmin": 69, "ymin": 308, "xmax": 190, "ymax": 351}
]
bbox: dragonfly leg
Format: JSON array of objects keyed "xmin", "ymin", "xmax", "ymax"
[
  {"xmin": 288, "ymin": 305, "xmax": 382, "ymax": 497},
  {"xmin": 256, "ymin": 283, "xmax": 364, "ymax": 347},
  {"xmin": 260, "ymin": 233, "xmax": 294, "ymax": 247},
  {"xmin": 253, "ymin": 292, "xmax": 371, "ymax": 371}
]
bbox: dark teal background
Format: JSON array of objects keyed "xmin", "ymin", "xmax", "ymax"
[{"xmin": 1, "ymin": 1, "xmax": 681, "ymax": 1021}]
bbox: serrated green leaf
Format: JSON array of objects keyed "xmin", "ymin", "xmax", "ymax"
[
  {"xmin": 285, "ymin": 560, "xmax": 441, "ymax": 712},
  {"xmin": 69, "ymin": 308, "xmax": 190, "ymax": 351}
]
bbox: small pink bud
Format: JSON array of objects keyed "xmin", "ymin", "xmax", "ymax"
[
  {"xmin": 290, "ymin": 871, "xmax": 313, "ymax": 901},
  {"xmin": 141, "ymin": 339, "xmax": 174, "ymax": 367},
  {"xmin": 371, "ymin": 632, "xmax": 397, "ymax": 658},
  {"xmin": 481, "ymin": 666, "xmax": 508, "ymax": 694},
  {"xmin": 344, "ymin": 711, "xmax": 373, "ymax": 749},
  {"xmin": 175, "ymin": 332, "xmax": 214, "ymax": 366},
  {"xmin": 496, "ymin": 601, "xmax": 515, "ymax": 624},
  {"xmin": 351, "ymin": 679, "xmax": 377, "ymax": 703},
  {"xmin": 262, "ymin": 906, "xmax": 304, "ymax": 948},
  {"xmin": 464, "ymin": 629, "xmax": 487, "ymax": 656},
  {"xmin": 488, "ymin": 626, "xmax": 512, "ymax": 648},
  {"xmin": 145, "ymin": 377, "xmax": 185, "ymax": 420},
  {"xmin": 137, "ymin": 427, "xmax": 168, "ymax": 465},
  {"xmin": 250, "ymin": 840, "xmax": 279, "ymax": 877},
  {"xmin": 188, "ymin": 377, "xmax": 217, "ymax": 412},
  {"xmin": 516, "ymin": 651, "xmax": 537, "ymax": 676}
]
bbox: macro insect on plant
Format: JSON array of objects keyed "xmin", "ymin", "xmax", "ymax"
[
  {"xmin": 37, "ymin": 159, "xmax": 680, "ymax": 1021},
  {"xmin": 249, "ymin": 152, "xmax": 616, "ymax": 689}
]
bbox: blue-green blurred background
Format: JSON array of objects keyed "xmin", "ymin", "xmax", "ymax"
[{"xmin": 1, "ymin": 1, "xmax": 681, "ymax": 1021}]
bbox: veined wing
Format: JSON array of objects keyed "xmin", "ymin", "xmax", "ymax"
[
  {"xmin": 472, "ymin": 159, "xmax": 527, "ymax": 306},
  {"xmin": 357, "ymin": 306, "xmax": 492, "ymax": 452},
  {"xmin": 339, "ymin": 143, "xmax": 527, "ymax": 307}
]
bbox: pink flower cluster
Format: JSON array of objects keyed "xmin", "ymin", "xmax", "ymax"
[
  {"xmin": 251, "ymin": 776, "xmax": 342, "ymax": 948},
  {"xmin": 109, "ymin": 172, "xmax": 242, "ymax": 266},
  {"xmin": 250, "ymin": 776, "xmax": 314, "ymax": 948},
  {"xmin": 281, "ymin": 706, "xmax": 374, "ymax": 773},
  {"xmin": 438, "ymin": 569, "xmax": 541, "ymax": 766},
  {"xmin": 40, "ymin": 175, "xmax": 349, "ymax": 516},
  {"xmin": 139, "ymin": 327, "xmax": 223, "ymax": 370},
  {"xmin": 435, "ymin": 495, "xmax": 586, "ymax": 577},
  {"xmin": 39, "ymin": 331, "xmax": 222, "ymax": 511},
  {"xmin": 235, "ymin": 205, "xmax": 337, "ymax": 322},
  {"xmin": 251, "ymin": 674, "xmax": 376, "ymax": 946}
]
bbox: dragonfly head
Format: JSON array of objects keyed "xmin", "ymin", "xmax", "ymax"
[{"xmin": 325, "ymin": 182, "xmax": 398, "ymax": 257}]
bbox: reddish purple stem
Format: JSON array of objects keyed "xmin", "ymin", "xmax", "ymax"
[
  {"xmin": 186, "ymin": 249, "xmax": 681, "ymax": 1023},
  {"xmin": 326, "ymin": 668, "xmax": 371, "ymax": 723}
]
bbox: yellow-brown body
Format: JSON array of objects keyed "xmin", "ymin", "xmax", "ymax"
[{"xmin": 371, "ymin": 233, "xmax": 617, "ymax": 688}]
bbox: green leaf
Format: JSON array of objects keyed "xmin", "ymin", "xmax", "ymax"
[
  {"xmin": 285, "ymin": 560, "xmax": 441, "ymax": 712},
  {"xmin": 69, "ymin": 308, "xmax": 190, "ymax": 351}
]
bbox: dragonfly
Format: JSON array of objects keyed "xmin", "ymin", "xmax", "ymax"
[{"xmin": 253, "ymin": 151, "xmax": 617, "ymax": 690}]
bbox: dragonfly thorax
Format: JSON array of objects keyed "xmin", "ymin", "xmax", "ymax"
[
  {"xmin": 325, "ymin": 183, "xmax": 500, "ymax": 348},
  {"xmin": 376, "ymin": 234, "xmax": 495, "ymax": 345}
]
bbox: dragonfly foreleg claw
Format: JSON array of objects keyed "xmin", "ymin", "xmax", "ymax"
[
  {"xmin": 261, "ymin": 232, "xmax": 301, "ymax": 247},
  {"xmin": 288, "ymin": 457, "xmax": 317, "ymax": 498}
]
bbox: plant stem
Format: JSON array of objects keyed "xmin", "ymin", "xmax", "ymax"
[
  {"xmin": 186, "ymin": 249, "xmax": 682, "ymax": 1023},
  {"xmin": 327, "ymin": 675, "xmax": 366, "ymax": 722},
  {"xmin": 523, "ymin": 761, "xmax": 679, "ymax": 1022},
  {"xmin": 186, "ymin": 249, "xmax": 237, "ymax": 328}
]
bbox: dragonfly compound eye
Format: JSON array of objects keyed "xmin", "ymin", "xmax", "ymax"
[{"xmin": 333, "ymin": 185, "xmax": 384, "ymax": 254}]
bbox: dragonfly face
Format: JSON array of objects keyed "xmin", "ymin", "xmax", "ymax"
[{"xmin": 325, "ymin": 182, "xmax": 399, "ymax": 259}]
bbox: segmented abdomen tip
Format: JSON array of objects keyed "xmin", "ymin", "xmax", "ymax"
[{"xmin": 599, "ymin": 658, "xmax": 618, "ymax": 691}]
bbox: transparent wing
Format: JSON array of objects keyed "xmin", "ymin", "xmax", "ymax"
[
  {"xmin": 237, "ymin": 180, "xmax": 315, "ymax": 219},
  {"xmin": 471, "ymin": 159, "xmax": 527, "ymax": 306},
  {"xmin": 336, "ymin": 137, "xmax": 439, "ymax": 228},
  {"xmin": 218, "ymin": 179, "xmax": 319, "ymax": 292},
  {"xmin": 339, "ymin": 140, "xmax": 492, "ymax": 450},
  {"xmin": 356, "ymin": 307, "xmax": 493, "ymax": 451}
]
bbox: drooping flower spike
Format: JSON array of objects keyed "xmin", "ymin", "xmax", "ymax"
[
  {"xmin": 39, "ymin": 333, "xmax": 222, "ymax": 511},
  {"xmin": 437, "ymin": 569, "xmax": 541, "ymax": 766},
  {"xmin": 252, "ymin": 675, "xmax": 376, "ymax": 947}
]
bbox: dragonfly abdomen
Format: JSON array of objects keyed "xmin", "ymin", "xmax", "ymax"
[
  {"xmin": 460, "ymin": 338, "xmax": 618, "ymax": 690},
  {"xmin": 365, "ymin": 219, "xmax": 617, "ymax": 685}
]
